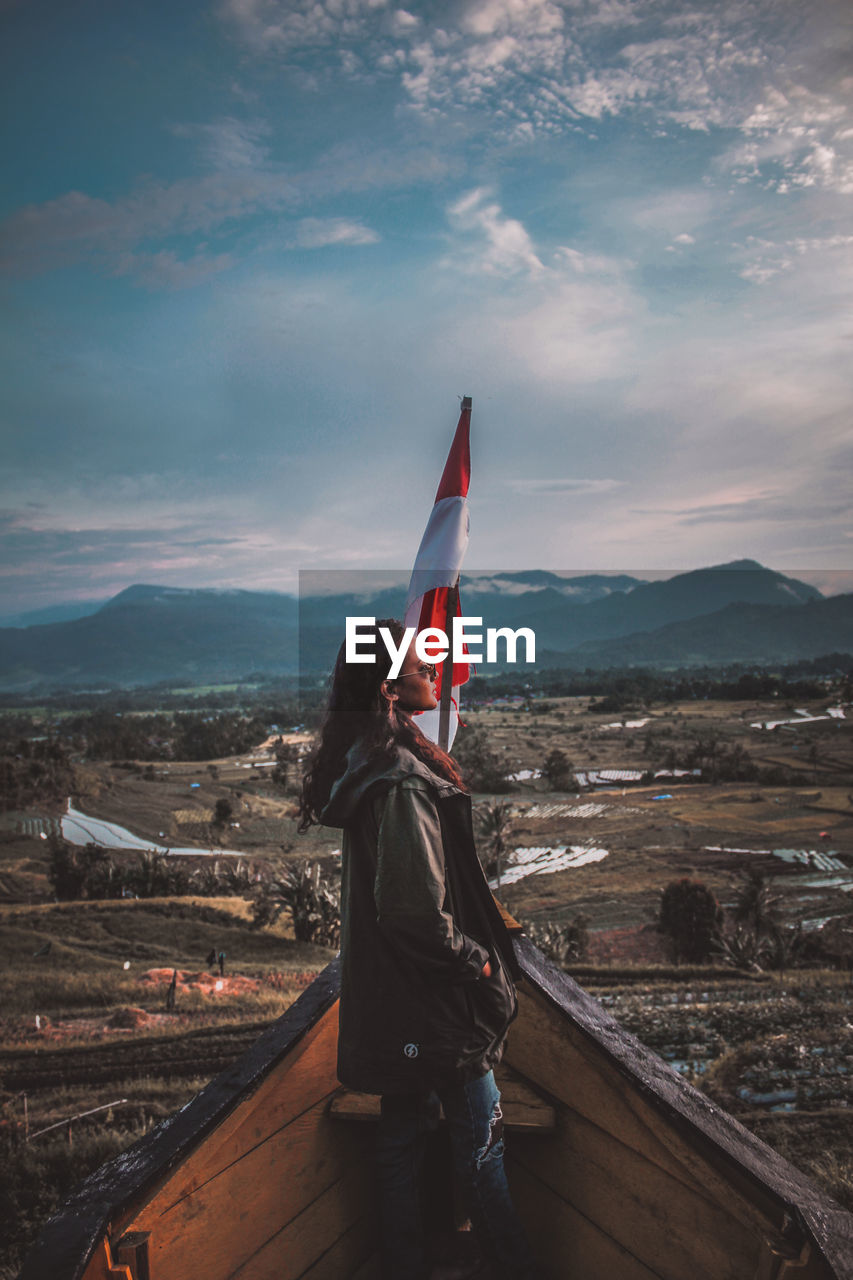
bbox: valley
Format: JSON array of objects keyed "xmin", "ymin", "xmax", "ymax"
[{"xmin": 1, "ymin": 678, "xmax": 852, "ymax": 1274}]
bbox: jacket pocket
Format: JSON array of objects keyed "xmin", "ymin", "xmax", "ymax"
[{"xmin": 466, "ymin": 953, "xmax": 517, "ymax": 1038}]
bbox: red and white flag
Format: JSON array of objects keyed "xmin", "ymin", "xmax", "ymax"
[{"xmin": 404, "ymin": 397, "xmax": 472, "ymax": 747}]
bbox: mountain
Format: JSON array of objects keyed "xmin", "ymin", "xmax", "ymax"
[
  {"xmin": 560, "ymin": 592, "xmax": 853, "ymax": 668},
  {"xmin": 0, "ymin": 564, "xmax": 836, "ymax": 690},
  {"xmin": 294, "ymin": 572, "xmax": 650, "ymax": 672},
  {"xmin": 462, "ymin": 571, "xmax": 645, "ymax": 602},
  {"xmin": 515, "ymin": 560, "xmax": 821, "ymax": 651},
  {"xmin": 0, "ymin": 587, "xmax": 298, "ymax": 690},
  {"xmin": 0, "ymin": 598, "xmax": 109, "ymax": 628}
]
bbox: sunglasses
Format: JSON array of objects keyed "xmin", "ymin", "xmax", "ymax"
[{"xmin": 393, "ymin": 663, "xmax": 437, "ymax": 681}]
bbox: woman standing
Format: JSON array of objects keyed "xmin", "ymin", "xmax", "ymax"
[{"xmin": 298, "ymin": 620, "xmax": 541, "ymax": 1280}]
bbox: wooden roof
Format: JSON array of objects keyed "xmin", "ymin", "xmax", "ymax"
[{"xmin": 18, "ymin": 941, "xmax": 853, "ymax": 1280}]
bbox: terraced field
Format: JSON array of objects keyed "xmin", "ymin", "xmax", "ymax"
[{"xmin": 2, "ymin": 691, "xmax": 852, "ymax": 1274}]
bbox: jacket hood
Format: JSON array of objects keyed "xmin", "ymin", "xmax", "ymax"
[{"xmin": 319, "ymin": 740, "xmax": 460, "ymax": 829}]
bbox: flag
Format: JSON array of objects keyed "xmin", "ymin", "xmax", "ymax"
[{"xmin": 404, "ymin": 396, "xmax": 472, "ymax": 748}]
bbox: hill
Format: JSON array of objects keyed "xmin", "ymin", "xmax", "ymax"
[
  {"xmin": 0, "ymin": 587, "xmax": 298, "ymax": 690},
  {"xmin": 0, "ymin": 564, "xmax": 837, "ymax": 689},
  {"xmin": 564, "ymin": 591, "xmax": 853, "ymax": 668}
]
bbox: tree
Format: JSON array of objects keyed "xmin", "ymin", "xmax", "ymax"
[
  {"xmin": 476, "ymin": 801, "xmax": 515, "ymax": 888},
  {"xmin": 213, "ymin": 798, "xmax": 233, "ymax": 826},
  {"xmin": 47, "ymin": 837, "xmax": 88, "ymax": 900},
  {"xmin": 272, "ymin": 739, "xmax": 302, "ymax": 793},
  {"xmin": 252, "ymin": 859, "xmax": 341, "ymax": 948},
  {"xmin": 523, "ymin": 914, "xmax": 590, "ymax": 967},
  {"xmin": 658, "ymin": 878, "xmax": 723, "ymax": 963},
  {"xmin": 542, "ymin": 748, "xmax": 576, "ymax": 791},
  {"xmin": 733, "ymin": 868, "xmax": 779, "ymax": 937},
  {"xmin": 452, "ymin": 728, "xmax": 509, "ymax": 793}
]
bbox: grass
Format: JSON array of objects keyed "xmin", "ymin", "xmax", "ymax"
[
  {"xmin": 0, "ymin": 1119, "xmax": 183, "ymax": 1280},
  {"xmin": 0, "ymin": 898, "xmax": 331, "ymax": 1034}
]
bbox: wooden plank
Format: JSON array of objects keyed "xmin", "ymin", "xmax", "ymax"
[
  {"xmin": 133, "ymin": 1099, "xmax": 372, "ymax": 1280},
  {"xmin": 350, "ymin": 1254, "xmax": 380, "ymax": 1280},
  {"xmin": 21, "ymin": 961, "xmax": 343, "ymax": 1280},
  {"xmin": 506, "ymin": 982, "xmax": 796, "ymax": 1247},
  {"xmin": 79, "ymin": 1241, "xmax": 132, "ymax": 1280},
  {"xmin": 124, "ymin": 1008, "xmax": 340, "ymax": 1232},
  {"xmin": 274, "ymin": 1193, "xmax": 375, "ymax": 1280},
  {"xmin": 495, "ymin": 1066, "xmax": 557, "ymax": 1131},
  {"xmin": 228, "ymin": 1161, "xmax": 374, "ymax": 1280},
  {"xmin": 113, "ymin": 1232, "xmax": 149, "ymax": 1280},
  {"xmin": 329, "ymin": 1091, "xmax": 380, "ymax": 1122},
  {"xmin": 507, "ymin": 1099, "xmax": 758, "ymax": 1280},
  {"xmin": 330, "ymin": 1066, "xmax": 555, "ymax": 1132},
  {"xmin": 506, "ymin": 1157, "xmax": 664, "ymax": 1280},
  {"xmin": 514, "ymin": 939, "xmax": 853, "ymax": 1277},
  {"xmin": 492, "ymin": 898, "xmax": 523, "ymax": 932}
]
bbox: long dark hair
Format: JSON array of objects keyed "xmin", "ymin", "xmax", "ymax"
[{"xmin": 298, "ymin": 618, "xmax": 465, "ymax": 830}]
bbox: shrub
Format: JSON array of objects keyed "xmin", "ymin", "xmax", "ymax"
[
  {"xmin": 658, "ymin": 878, "xmax": 723, "ymax": 963},
  {"xmin": 522, "ymin": 915, "xmax": 590, "ymax": 967},
  {"xmin": 541, "ymin": 748, "xmax": 577, "ymax": 791},
  {"xmin": 451, "ymin": 728, "xmax": 509, "ymax": 793},
  {"xmin": 213, "ymin": 798, "xmax": 233, "ymax": 826},
  {"xmin": 252, "ymin": 860, "xmax": 340, "ymax": 948}
]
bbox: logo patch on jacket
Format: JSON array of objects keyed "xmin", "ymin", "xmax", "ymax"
[{"xmin": 403, "ymin": 1042, "xmax": 419, "ymax": 1059}]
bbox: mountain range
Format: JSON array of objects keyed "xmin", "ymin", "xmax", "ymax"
[{"xmin": 0, "ymin": 562, "xmax": 849, "ymax": 691}]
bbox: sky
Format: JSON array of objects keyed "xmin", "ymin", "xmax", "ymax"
[{"xmin": 1, "ymin": 0, "xmax": 852, "ymax": 617}]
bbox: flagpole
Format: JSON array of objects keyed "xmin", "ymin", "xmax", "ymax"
[
  {"xmin": 437, "ymin": 394, "xmax": 471, "ymax": 753},
  {"xmin": 438, "ymin": 576, "xmax": 459, "ymax": 752}
]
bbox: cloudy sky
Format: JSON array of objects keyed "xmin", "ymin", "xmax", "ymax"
[{"xmin": 2, "ymin": 0, "xmax": 852, "ymax": 616}]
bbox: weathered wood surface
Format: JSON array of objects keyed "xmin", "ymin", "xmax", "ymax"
[
  {"xmin": 511, "ymin": 936, "xmax": 853, "ymax": 1280},
  {"xmin": 330, "ymin": 1064, "xmax": 556, "ymax": 1131},
  {"xmin": 506, "ymin": 1088, "xmax": 757, "ymax": 1280},
  {"xmin": 19, "ymin": 940, "xmax": 853, "ymax": 1280},
  {"xmin": 226, "ymin": 1160, "xmax": 374, "ymax": 1280},
  {"xmin": 78, "ymin": 1240, "xmax": 132, "ymax": 1280},
  {"xmin": 19, "ymin": 962, "xmax": 343, "ymax": 1280}
]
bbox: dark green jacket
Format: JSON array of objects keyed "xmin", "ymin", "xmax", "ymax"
[{"xmin": 320, "ymin": 742, "xmax": 519, "ymax": 1095}]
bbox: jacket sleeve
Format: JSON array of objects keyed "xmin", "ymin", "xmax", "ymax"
[{"xmin": 373, "ymin": 778, "xmax": 489, "ymax": 983}]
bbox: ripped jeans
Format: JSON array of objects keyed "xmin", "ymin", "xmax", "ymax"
[{"xmin": 376, "ymin": 1070, "xmax": 540, "ymax": 1280}]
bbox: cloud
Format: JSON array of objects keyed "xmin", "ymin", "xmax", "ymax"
[
  {"xmin": 0, "ymin": 502, "xmax": 327, "ymax": 607},
  {"xmin": 722, "ymin": 83, "xmax": 853, "ymax": 194},
  {"xmin": 0, "ymin": 142, "xmax": 444, "ymax": 284},
  {"xmin": 110, "ymin": 249, "xmax": 235, "ymax": 290},
  {"xmin": 508, "ymin": 477, "xmax": 625, "ymax": 495},
  {"xmin": 736, "ymin": 233, "xmax": 853, "ymax": 286},
  {"xmin": 446, "ymin": 188, "xmax": 544, "ymax": 276},
  {"xmin": 553, "ymin": 246, "xmax": 630, "ymax": 275},
  {"xmin": 391, "ymin": 8, "xmax": 419, "ymax": 34},
  {"xmin": 292, "ymin": 217, "xmax": 379, "ymax": 248},
  {"xmin": 215, "ymin": 0, "xmax": 853, "ymax": 200},
  {"xmin": 0, "ymin": 175, "xmax": 296, "ymax": 277},
  {"xmin": 172, "ymin": 116, "xmax": 273, "ymax": 171},
  {"xmin": 435, "ymin": 194, "xmax": 640, "ymax": 386},
  {"xmin": 217, "ymin": 0, "xmax": 391, "ymax": 53}
]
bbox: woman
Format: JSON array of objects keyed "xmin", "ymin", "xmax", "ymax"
[{"xmin": 299, "ymin": 619, "xmax": 541, "ymax": 1280}]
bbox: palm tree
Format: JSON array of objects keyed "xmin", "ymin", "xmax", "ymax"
[
  {"xmin": 734, "ymin": 867, "xmax": 779, "ymax": 937},
  {"xmin": 476, "ymin": 801, "xmax": 515, "ymax": 889}
]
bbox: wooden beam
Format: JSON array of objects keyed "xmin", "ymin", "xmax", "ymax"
[
  {"xmin": 438, "ymin": 580, "xmax": 459, "ymax": 752},
  {"xmin": 329, "ymin": 1065, "xmax": 556, "ymax": 1132},
  {"xmin": 113, "ymin": 1234, "xmax": 149, "ymax": 1280}
]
